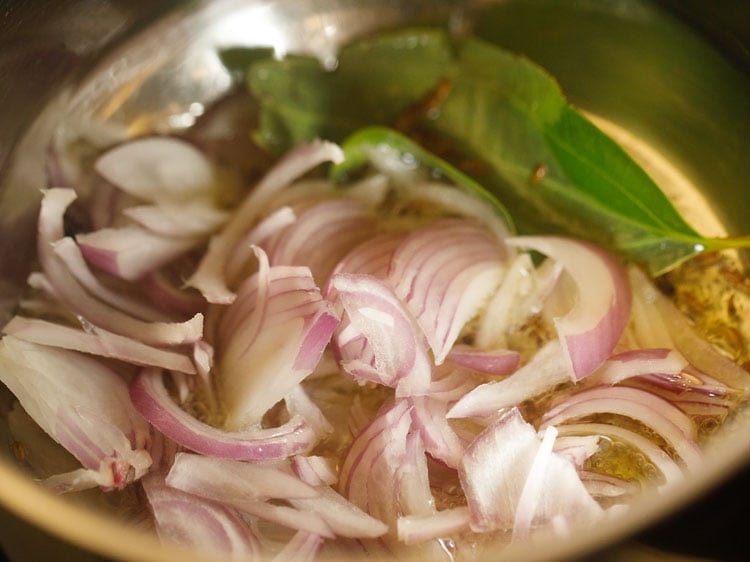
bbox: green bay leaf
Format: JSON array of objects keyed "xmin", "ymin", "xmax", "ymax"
[{"xmin": 247, "ymin": 29, "xmax": 453, "ymax": 154}]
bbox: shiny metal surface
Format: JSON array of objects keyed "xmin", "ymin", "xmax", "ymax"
[{"xmin": 0, "ymin": 1, "xmax": 749, "ymax": 561}]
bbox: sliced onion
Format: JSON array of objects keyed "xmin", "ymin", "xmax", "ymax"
[
  {"xmin": 262, "ymin": 198, "xmax": 377, "ymax": 286},
  {"xmin": 166, "ymin": 452, "xmax": 319, "ymax": 501},
  {"xmin": 426, "ymin": 367, "xmax": 478, "ymax": 403},
  {"xmin": 459, "ymin": 407, "xmax": 600, "ymax": 534},
  {"xmin": 142, "ymin": 472, "xmax": 260, "ymax": 558},
  {"xmin": 290, "ymin": 487, "xmax": 389, "ymax": 539},
  {"xmin": 474, "ymin": 253, "xmax": 538, "ymax": 350},
  {"xmin": 226, "ymin": 206, "xmax": 297, "ymax": 284},
  {"xmin": 123, "ymin": 200, "xmax": 229, "ymax": 238},
  {"xmin": 397, "ymin": 506, "xmax": 471, "ymax": 545},
  {"xmin": 328, "ymin": 273, "xmax": 432, "ymax": 396},
  {"xmin": 53, "ymin": 237, "xmax": 173, "ymax": 322},
  {"xmin": 2, "ymin": 316, "xmax": 196, "ymax": 374},
  {"xmin": 400, "ymin": 180, "xmax": 512, "ymax": 241},
  {"xmin": 272, "ymin": 531, "xmax": 324, "ymax": 562},
  {"xmin": 95, "ymin": 136, "xmax": 220, "ymax": 203},
  {"xmin": 459, "ymin": 407, "xmax": 539, "ymax": 532},
  {"xmin": 339, "ymin": 400, "xmax": 413, "ymax": 531},
  {"xmin": 218, "ymin": 248, "xmax": 338, "ymax": 429},
  {"xmin": 140, "ymin": 269, "xmax": 208, "ymax": 319},
  {"xmin": 330, "ymin": 231, "xmax": 406, "ymax": 283},
  {"xmin": 448, "ymin": 340, "xmax": 572, "ymax": 419},
  {"xmin": 408, "ymin": 396, "xmax": 464, "ymax": 469},
  {"xmin": 541, "ymin": 386, "xmax": 701, "ymax": 470},
  {"xmin": 37, "ymin": 188, "xmax": 203, "ymax": 346},
  {"xmin": 590, "ymin": 348, "xmax": 689, "ymax": 386},
  {"xmin": 285, "ymin": 384, "xmax": 334, "ymax": 437},
  {"xmin": 291, "ymin": 455, "xmax": 338, "ymax": 487},
  {"xmin": 188, "ymin": 140, "xmax": 344, "ymax": 303},
  {"xmin": 446, "ymin": 344, "xmax": 520, "ymax": 376},
  {"xmin": 513, "ymin": 426, "xmax": 558, "ymax": 540},
  {"xmin": 130, "ymin": 368, "xmax": 318, "ymax": 461},
  {"xmin": 389, "ymin": 219, "xmax": 506, "ymax": 364},
  {"xmin": 0, "ymin": 336, "xmax": 152, "ymax": 491},
  {"xmin": 552, "ymin": 435, "xmax": 601, "ymax": 469},
  {"xmin": 76, "ymin": 225, "xmax": 197, "ymax": 282},
  {"xmin": 579, "ymin": 471, "xmax": 640, "ymax": 500},
  {"xmin": 630, "ymin": 267, "xmax": 750, "ymax": 392},
  {"xmin": 506, "ymin": 236, "xmax": 631, "ymax": 379}
]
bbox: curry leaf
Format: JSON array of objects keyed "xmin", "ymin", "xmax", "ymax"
[
  {"xmin": 242, "ymin": 27, "xmax": 749, "ymax": 275},
  {"xmin": 246, "ymin": 29, "xmax": 453, "ymax": 155}
]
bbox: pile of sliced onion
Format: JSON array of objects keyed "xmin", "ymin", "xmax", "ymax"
[{"xmin": 0, "ymin": 130, "xmax": 747, "ymax": 562}]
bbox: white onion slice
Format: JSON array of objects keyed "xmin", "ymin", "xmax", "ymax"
[
  {"xmin": 123, "ymin": 201, "xmax": 229, "ymax": 238},
  {"xmin": 552, "ymin": 435, "xmax": 601, "ymax": 469},
  {"xmin": 339, "ymin": 400, "xmax": 413, "ymax": 531},
  {"xmin": 142, "ymin": 472, "xmax": 260, "ymax": 558},
  {"xmin": 166, "ymin": 452, "xmax": 319, "ymax": 501},
  {"xmin": 400, "ymin": 180, "xmax": 512, "ymax": 241},
  {"xmin": 272, "ymin": 531, "xmax": 324, "ymax": 562},
  {"xmin": 513, "ymin": 426, "xmax": 558, "ymax": 540},
  {"xmin": 630, "ymin": 267, "xmax": 750, "ymax": 391},
  {"xmin": 474, "ymin": 253, "xmax": 537, "ymax": 350},
  {"xmin": 290, "ymin": 487, "xmax": 389, "ymax": 539},
  {"xmin": 389, "ymin": 219, "xmax": 506, "ymax": 364},
  {"xmin": 0, "ymin": 336, "xmax": 152, "ymax": 491},
  {"xmin": 53, "ymin": 237, "xmax": 172, "ymax": 322},
  {"xmin": 130, "ymin": 368, "xmax": 318, "ymax": 461},
  {"xmin": 328, "ymin": 274, "xmax": 432, "ymax": 396},
  {"xmin": 448, "ymin": 340, "xmax": 571, "ymax": 419},
  {"xmin": 292, "ymin": 455, "xmax": 338, "ymax": 487},
  {"xmin": 218, "ymin": 249, "xmax": 338, "ymax": 429},
  {"xmin": 590, "ymin": 348, "xmax": 689, "ymax": 386},
  {"xmin": 263, "ymin": 198, "xmax": 377, "ymax": 286},
  {"xmin": 37, "ymin": 188, "xmax": 203, "ymax": 346},
  {"xmin": 409, "ymin": 396, "xmax": 464, "ymax": 469},
  {"xmin": 2, "ymin": 316, "xmax": 196, "ymax": 374},
  {"xmin": 446, "ymin": 345, "xmax": 520, "ymax": 376},
  {"xmin": 188, "ymin": 140, "xmax": 344, "ymax": 303},
  {"xmin": 397, "ymin": 506, "xmax": 471, "ymax": 545},
  {"xmin": 459, "ymin": 408, "xmax": 600, "ymax": 534},
  {"xmin": 506, "ymin": 236, "xmax": 631, "ymax": 379},
  {"xmin": 95, "ymin": 136, "xmax": 220, "ymax": 203},
  {"xmin": 76, "ymin": 225, "xmax": 197, "ymax": 282},
  {"xmin": 330, "ymin": 231, "xmax": 406, "ymax": 283},
  {"xmin": 541, "ymin": 386, "xmax": 701, "ymax": 469}
]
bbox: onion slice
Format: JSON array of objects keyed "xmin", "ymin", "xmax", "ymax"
[
  {"xmin": 3, "ymin": 316, "xmax": 196, "ymax": 374},
  {"xmin": 506, "ymin": 236, "xmax": 631, "ymax": 379},
  {"xmin": 459, "ymin": 407, "xmax": 600, "ymax": 534},
  {"xmin": 446, "ymin": 345, "xmax": 520, "ymax": 377},
  {"xmin": 37, "ymin": 188, "xmax": 203, "ymax": 346},
  {"xmin": 76, "ymin": 225, "xmax": 197, "ymax": 282},
  {"xmin": 95, "ymin": 136, "xmax": 220, "ymax": 203},
  {"xmin": 218, "ymin": 248, "xmax": 339, "ymax": 429},
  {"xmin": 130, "ymin": 368, "xmax": 318, "ymax": 461},
  {"xmin": 188, "ymin": 140, "xmax": 344, "ymax": 303},
  {"xmin": 0, "ymin": 336, "xmax": 152, "ymax": 491},
  {"xmin": 448, "ymin": 340, "xmax": 571, "ymax": 419},
  {"xmin": 541, "ymin": 386, "xmax": 701, "ymax": 469},
  {"xmin": 590, "ymin": 348, "xmax": 689, "ymax": 386},
  {"xmin": 389, "ymin": 219, "xmax": 506, "ymax": 364},
  {"xmin": 142, "ymin": 472, "xmax": 260, "ymax": 558},
  {"xmin": 328, "ymin": 274, "xmax": 432, "ymax": 396}
]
